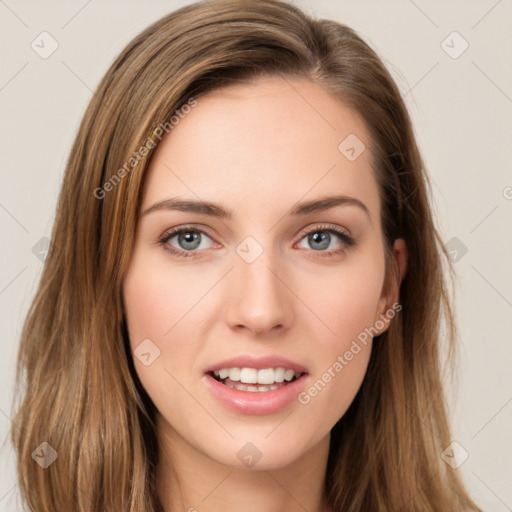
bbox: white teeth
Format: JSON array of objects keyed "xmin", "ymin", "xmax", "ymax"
[
  {"xmin": 212, "ymin": 366, "xmax": 302, "ymax": 384},
  {"xmin": 228, "ymin": 368, "xmax": 241, "ymax": 381},
  {"xmin": 274, "ymin": 367, "xmax": 285, "ymax": 383},
  {"xmin": 240, "ymin": 367, "xmax": 258, "ymax": 384},
  {"xmin": 257, "ymin": 368, "xmax": 275, "ymax": 385},
  {"xmin": 284, "ymin": 369, "xmax": 295, "ymax": 382}
]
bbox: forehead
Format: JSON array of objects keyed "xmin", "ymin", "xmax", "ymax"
[{"xmin": 141, "ymin": 76, "xmax": 380, "ymax": 220}]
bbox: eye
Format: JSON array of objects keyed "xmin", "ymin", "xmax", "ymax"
[
  {"xmin": 295, "ymin": 224, "xmax": 354, "ymax": 256},
  {"xmin": 158, "ymin": 223, "xmax": 355, "ymax": 259},
  {"xmin": 158, "ymin": 225, "xmax": 215, "ymax": 257}
]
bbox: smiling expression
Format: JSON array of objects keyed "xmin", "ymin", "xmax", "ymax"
[{"xmin": 122, "ymin": 75, "xmax": 395, "ymax": 469}]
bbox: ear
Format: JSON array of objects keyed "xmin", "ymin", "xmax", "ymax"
[{"xmin": 374, "ymin": 238, "xmax": 407, "ymax": 334}]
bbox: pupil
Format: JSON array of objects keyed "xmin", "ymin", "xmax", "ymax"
[
  {"xmin": 310, "ymin": 232, "xmax": 329, "ymax": 250},
  {"xmin": 179, "ymin": 231, "xmax": 200, "ymax": 250}
]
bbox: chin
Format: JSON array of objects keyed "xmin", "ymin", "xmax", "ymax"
[{"xmin": 204, "ymin": 431, "xmax": 321, "ymax": 471}]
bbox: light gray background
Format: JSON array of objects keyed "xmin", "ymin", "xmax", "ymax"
[{"xmin": 1, "ymin": 1, "xmax": 511, "ymax": 510}]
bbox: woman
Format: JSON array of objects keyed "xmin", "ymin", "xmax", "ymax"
[{"xmin": 12, "ymin": 0, "xmax": 482, "ymax": 510}]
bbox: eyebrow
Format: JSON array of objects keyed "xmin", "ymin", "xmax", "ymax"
[{"xmin": 142, "ymin": 194, "xmax": 371, "ymax": 220}]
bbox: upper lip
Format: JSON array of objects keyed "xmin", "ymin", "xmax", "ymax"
[{"xmin": 205, "ymin": 355, "xmax": 309, "ymax": 374}]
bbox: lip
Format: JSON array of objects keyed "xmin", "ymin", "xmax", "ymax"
[
  {"xmin": 203, "ymin": 355, "xmax": 309, "ymax": 415},
  {"xmin": 202, "ymin": 372, "xmax": 309, "ymax": 415},
  {"xmin": 204, "ymin": 355, "xmax": 309, "ymax": 374}
]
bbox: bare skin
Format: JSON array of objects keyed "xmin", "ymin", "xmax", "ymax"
[{"xmin": 123, "ymin": 75, "xmax": 407, "ymax": 512}]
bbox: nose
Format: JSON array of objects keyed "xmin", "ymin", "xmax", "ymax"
[{"xmin": 224, "ymin": 248, "xmax": 294, "ymax": 337}]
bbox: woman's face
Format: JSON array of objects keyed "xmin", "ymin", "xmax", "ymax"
[{"xmin": 123, "ymin": 76, "xmax": 397, "ymax": 469}]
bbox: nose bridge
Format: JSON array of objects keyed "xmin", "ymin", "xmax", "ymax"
[{"xmin": 225, "ymin": 239, "xmax": 293, "ymax": 334}]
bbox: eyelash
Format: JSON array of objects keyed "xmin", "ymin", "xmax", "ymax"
[{"xmin": 157, "ymin": 224, "xmax": 355, "ymax": 259}]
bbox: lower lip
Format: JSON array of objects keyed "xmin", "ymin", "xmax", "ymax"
[{"xmin": 203, "ymin": 373, "xmax": 308, "ymax": 415}]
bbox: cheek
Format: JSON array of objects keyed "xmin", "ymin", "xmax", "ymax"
[
  {"xmin": 122, "ymin": 252, "xmax": 201, "ymax": 394},
  {"xmin": 122, "ymin": 254, "xmax": 208, "ymax": 429},
  {"xmin": 123, "ymin": 252, "xmax": 209, "ymax": 345},
  {"xmin": 295, "ymin": 285, "xmax": 377, "ymax": 431},
  {"xmin": 296, "ymin": 248, "xmax": 386, "ymax": 346},
  {"xmin": 292, "ymin": 250, "xmax": 385, "ymax": 421}
]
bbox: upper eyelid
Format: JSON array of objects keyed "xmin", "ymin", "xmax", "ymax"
[
  {"xmin": 162, "ymin": 224, "xmax": 216, "ymax": 242},
  {"xmin": 297, "ymin": 223, "xmax": 350, "ymax": 237}
]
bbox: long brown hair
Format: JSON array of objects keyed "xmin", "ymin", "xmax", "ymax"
[{"xmin": 11, "ymin": 1, "xmax": 481, "ymax": 510}]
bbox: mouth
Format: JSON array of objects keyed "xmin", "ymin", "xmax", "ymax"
[
  {"xmin": 207, "ymin": 367, "xmax": 304, "ymax": 393},
  {"xmin": 204, "ymin": 367, "xmax": 309, "ymax": 415}
]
